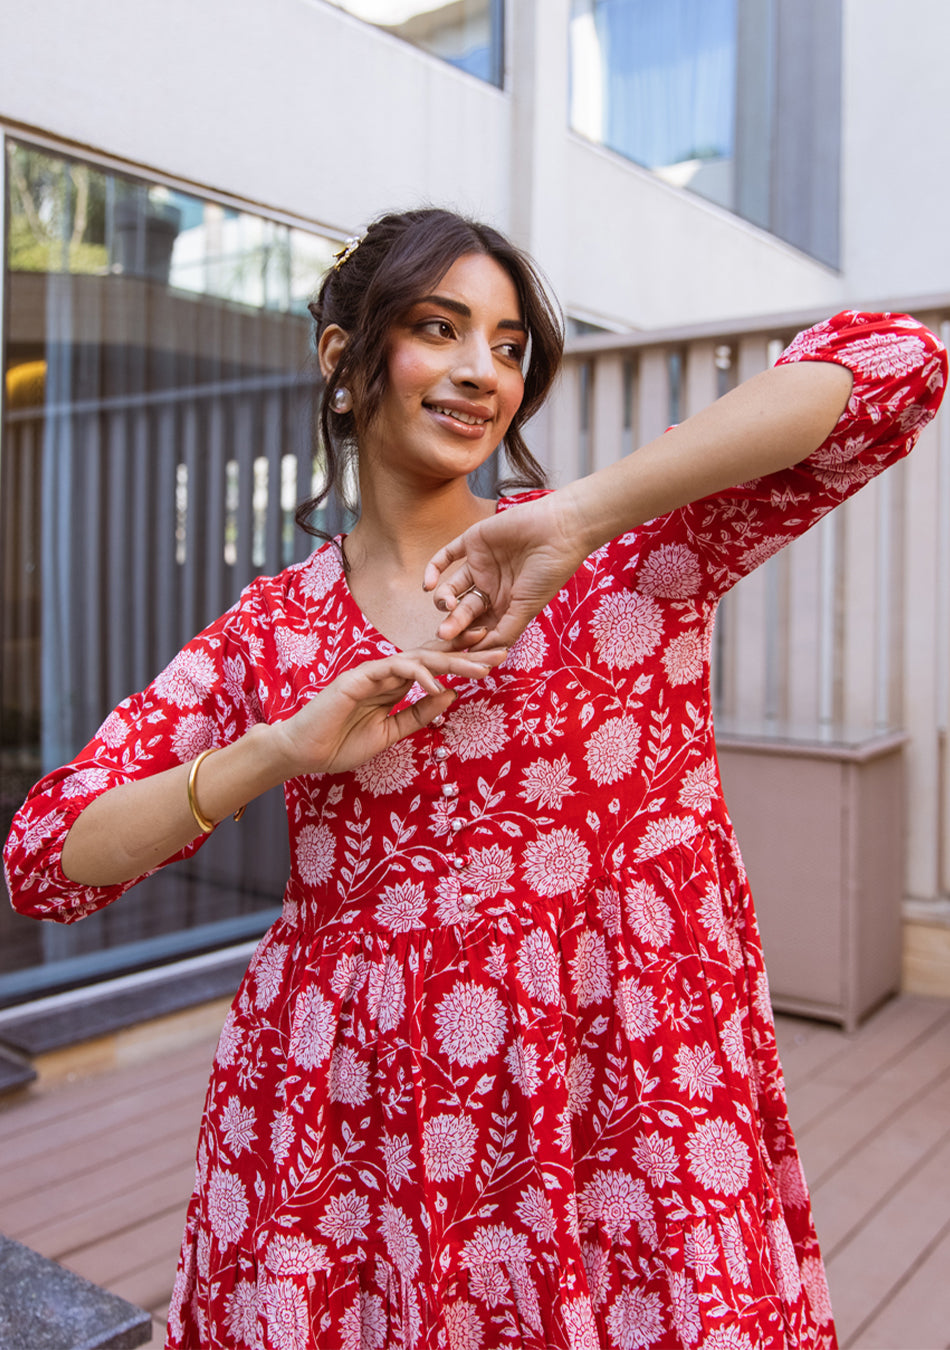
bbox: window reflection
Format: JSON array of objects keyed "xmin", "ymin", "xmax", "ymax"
[
  {"xmin": 1, "ymin": 140, "xmax": 337, "ymax": 1004},
  {"xmin": 324, "ymin": 0, "xmax": 504, "ymax": 86}
]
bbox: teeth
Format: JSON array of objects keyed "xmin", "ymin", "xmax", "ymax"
[{"xmin": 430, "ymin": 405, "xmax": 487, "ymax": 426}]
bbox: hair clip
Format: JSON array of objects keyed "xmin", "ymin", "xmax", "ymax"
[{"xmin": 333, "ymin": 235, "xmax": 362, "ymax": 270}]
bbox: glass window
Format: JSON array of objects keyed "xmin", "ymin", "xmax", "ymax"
[
  {"xmin": 324, "ymin": 0, "xmax": 504, "ymax": 86},
  {"xmin": 569, "ymin": 0, "xmax": 841, "ymax": 267},
  {"xmin": 0, "ymin": 140, "xmax": 338, "ymax": 1005}
]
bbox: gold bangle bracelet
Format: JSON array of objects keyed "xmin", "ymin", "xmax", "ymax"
[{"xmin": 187, "ymin": 748, "xmax": 248, "ymax": 835}]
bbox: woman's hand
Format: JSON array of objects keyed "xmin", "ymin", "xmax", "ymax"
[
  {"xmin": 267, "ymin": 644, "xmax": 508, "ymax": 777},
  {"xmin": 423, "ymin": 492, "xmax": 594, "ymax": 649}
]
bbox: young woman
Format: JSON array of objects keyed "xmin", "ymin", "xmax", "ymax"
[{"xmin": 5, "ymin": 208, "xmax": 946, "ymax": 1350}]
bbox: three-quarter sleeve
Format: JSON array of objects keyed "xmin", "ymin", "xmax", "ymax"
[
  {"xmin": 661, "ymin": 311, "xmax": 947, "ymax": 596},
  {"xmin": 3, "ymin": 585, "xmax": 269, "ymax": 924}
]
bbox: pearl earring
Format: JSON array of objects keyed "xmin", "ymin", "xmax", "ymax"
[{"xmin": 331, "ymin": 386, "xmax": 353, "ymax": 414}]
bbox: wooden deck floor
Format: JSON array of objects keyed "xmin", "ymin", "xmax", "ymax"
[{"xmin": 0, "ymin": 993, "xmax": 947, "ymax": 1349}]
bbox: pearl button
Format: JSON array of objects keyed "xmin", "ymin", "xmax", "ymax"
[
  {"xmin": 450, "ymin": 819, "xmax": 465, "ymax": 833},
  {"xmin": 431, "ymin": 714, "xmax": 445, "ymax": 728},
  {"xmin": 462, "ymin": 892, "xmax": 478, "ymax": 907},
  {"xmin": 434, "ymin": 746, "xmax": 449, "ymax": 762},
  {"xmin": 452, "ymin": 857, "xmax": 465, "ymax": 870},
  {"xmin": 442, "ymin": 784, "xmax": 458, "ymax": 799}
]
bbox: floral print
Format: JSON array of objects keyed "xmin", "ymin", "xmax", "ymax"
[{"xmin": 4, "ymin": 313, "xmax": 947, "ymax": 1349}]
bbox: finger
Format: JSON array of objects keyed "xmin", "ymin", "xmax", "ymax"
[
  {"xmin": 423, "ymin": 537, "xmax": 466, "ymax": 593},
  {"xmin": 420, "ymin": 628, "xmax": 488, "ymax": 654},
  {"xmin": 387, "ymin": 688, "xmax": 457, "ymax": 740}
]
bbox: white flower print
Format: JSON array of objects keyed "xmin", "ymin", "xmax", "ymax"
[
  {"xmin": 299, "ymin": 546, "xmax": 342, "ymax": 602},
  {"xmin": 465, "ymin": 845, "xmax": 514, "ymax": 897},
  {"xmin": 677, "ymin": 758, "xmax": 718, "ymax": 813},
  {"xmin": 580, "ymin": 1241, "xmax": 609, "ymax": 1308},
  {"xmin": 253, "ymin": 941, "xmax": 288, "ymax": 1011},
  {"xmin": 563, "ymin": 1294, "xmax": 600, "ymax": 1350},
  {"xmin": 270, "ymin": 1110, "xmax": 294, "ymax": 1166},
  {"xmin": 435, "ymin": 874, "xmax": 478, "ymax": 927},
  {"xmin": 328, "ymin": 1045, "xmax": 369, "ymax": 1105},
  {"xmin": 838, "ymin": 330, "xmax": 926, "ymax": 378},
  {"xmin": 569, "ymin": 930, "xmax": 611, "ymax": 1006},
  {"xmin": 768, "ymin": 1216, "xmax": 803, "ymax": 1302},
  {"xmin": 591, "ymin": 589, "xmax": 664, "ymax": 668},
  {"xmin": 355, "ymin": 738, "xmax": 417, "ymax": 796},
  {"xmin": 666, "ymin": 1271, "xmax": 701, "ymax": 1347},
  {"xmin": 460, "ymin": 1223, "xmax": 530, "ymax": 1267},
  {"xmin": 96, "ymin": 708, "xmax": 131, "ymax": 748},
  {"xmin": 615, "ymin": 978, "xmax": 658, "ymax": 1042},
  {"xmin": 442, "ymin": 698, "xmax": 506, "ymax": 760},
  {"xmin": 295, "ymin": 823, "xmax": 334, "ymax": 886},
  {"xmin": 171, "ymin": 713, "xmax": 217, "ymax": 763},
  {"xmin": 445, "ymin": 1300, "xmax": 484, "ymax": 1350},
  {"xmin": 274, "ymin": 626, "xmax": 320, "ymax": 672},
  {"xmin": 207, "ymin": 1167, "xmax": 249, "ymax": 1248},
  {"xmin": 506, "ymin": 623, "xmax": 547, "ymax": 670},
  {"xmin": 522, "ymin": 828, "xmax": 590, "ymax": 897},
  {"xmin": 341, "ymin": 1290, "xmax": 387, "ymax": 1350},
  {"xmin": 624, "ymin": 879, "xmax": 673, "ymax": 948},
  {"xmin": 701, "ymin": 1330, "xmax": 756, "ymax": 1350},
  {"xmin": 674, "ymin": 1042, "xmax": 725, "ymax": 1101},
  {"xmin": 366, "ymin": 956, "xmax": 405, "ymax": 1032},
  {"xmin": 515, "ymin": 928, "xmax": 561, "ymax": 1004},
  {"xmin": 221, "ymin": 655, "xmax": 250, "ymax": 708},
  {"xmin": 381, "ymin": 1132, "xmax": 414, "ymax": 1190},
  {"xmin": 515, "ymin": 1185, "xmax": 556, "ymax": 1243},
  {"xmin": 781, "ymin": 320, "xmax": 834, "ymax": 361},
  {"xmin": 578, "ymin": 1171, "xmax": 657, "ymax": 1244},
  {"xmin": 219, "ymin": 1096, "xmax": 257, "ymax": 1157},
  {"xmin": 776, "ymin": 1153, "xmax": 809, "ymax": 1209},
  {"xmin": 633, "ymin": 1131, "xmax": 679, "ymax": 1187},
  {"xmin": 662, "ymin": 629, "xmax": 704, "ymax": 686},
  {"xmin": 435, "ymin": 981, "xmax": 507, "ymax": 1067},
  {"xmin": 605, "ymin": 1286, "xmax": 665, "ymax": 1349},
  {"xmin": 685, "ymin": 1220, "xmax": 719, "ymax": 1280},
  {"xmin": 423, "ymin": 1112, "xmax": 478, "ymax": 1182},
  {"xmin": 697, "ymin": 883, "xmax": 729, "ymax": 948},
  {"xmin": 380, "ymin": 1200, "xmax": 422, "ymax": 1280},
  {"xmin": 506, "ymin": 1037, "xmax": 542, "ymax": 1095},
  {"xmin": 739, "ymin": 534, "xmax": 787, "ymax": 573},
  {"xmin": 686, "ymin": 1118, "xmax": 751, "ymax": 1196},
  {"xmin": 634, "ymin": 814, "xmax": 700, "ymax": 861},
  {"xmin": 375, "ymin": 880, "xmax": 427, "ymax": 932},
  {"xmin": 598, "ymin": 884, "xmax": 622, "ymax": 936},
  {"xmin": 317, "ymin": 1190, "xmax": 370, "ymax": 1246},
  {"xmin": 638, "ymin": 543, "xmax": 702, "ymax": 598},
  {"xmin": 215, "ymin": 1009, "xmax": 242, "ymax": 1068},
  {"xmin": 585, "ymin": 717, "xmax": 641, "ymax": 785},
  {"xmin": 801, "ymin": 1255, "xmax": 834, "ymax": 1324},
  {"xmin": 567, "ymin": 1052, "xmax": 595, "ymax": 1116},
  {"xmin": 153, "ymin": 648, "xmax": 217, "ymax": 707},
  {"xmin": 720, "ymin": 1009, "xmax": 748, "ymax": 1075},
  {"xmin": 225, "ymin": 1278, "xmax": 260, "ymax": 1348},
  {"xmin": 264, "ymin": 1233, "xmax": 330, "ymax": 1276},
  {"xmin": 720, "ymin": 1211, "xmax": 751, "ymax": 1285},
  {"xmin": 467, "ymin": 1262, "xmax": 510, "ymax": 1306},
  {"xmin": 329, "ymin": 950, "xmax": 366, "ymax": 1001},
  {"xmin": 486, "ymin": 943, "xmax": 508, "ymax": 980},
  {"xmin": 521, "ymin": 755, "xmax": 577, "ymax": 810},
  {"xmin": 260, "ymin": 1277, "xmax": 310, "ymax": 1350},
  {"xmin": 60, "ymin": 767, "xmax": 114, "ymax": 799},
  {"xmin": 811, "ymin": 457, "xmax": 878, "ymax": 492},
  {"xmin": 288, "ymin": 987, "xmax": 335, "ymax": 1068}
]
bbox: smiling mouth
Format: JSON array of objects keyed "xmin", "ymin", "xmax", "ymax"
[{"xmin": 427, "ymin": 404, "xmax": 490, "ymax": 426}]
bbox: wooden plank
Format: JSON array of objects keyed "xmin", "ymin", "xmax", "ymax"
[
  {"xmin": 62, "ymin": 1205, "xmax": 189, "ymax": 1290},
  {"xmin": 855, "ymin": 1221, "xmax": 950, "ymax": 1350},
  {"xmin": 823, "ymin": 1134, "xmax": 950, "ymax": 1346}
]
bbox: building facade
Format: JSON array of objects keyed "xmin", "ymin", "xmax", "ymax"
[{"xmin": 2, "ymin": 0, "xmax": 948, "ymax": 1012}]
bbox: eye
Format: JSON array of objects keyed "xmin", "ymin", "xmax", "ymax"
[
  {"xmin": 496, "ymin": 339, "xmax": 525, "ymax": 364},
  {"xmin": 419, "ymin": 317, "xmax": 456, "ymax": 340}
]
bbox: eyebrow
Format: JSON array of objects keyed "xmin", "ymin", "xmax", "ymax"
[{"xmin": 416, "ymin": 294, "xmax": 526, "ymax": 332}]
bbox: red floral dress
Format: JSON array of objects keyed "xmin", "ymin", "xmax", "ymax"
[{"xmin": 5, "ymin": 313, "xmax": 946, "ymax": 1350}]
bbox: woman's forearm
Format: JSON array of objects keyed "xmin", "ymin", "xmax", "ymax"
[
  {"xmin": 562, "ymin": 359, "xmax": 853, "ymax": 555},
  {"xmin": 60, "ymin": 722, "xmax": 290, "ymax": 886}
]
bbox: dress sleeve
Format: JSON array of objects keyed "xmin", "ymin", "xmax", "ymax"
[
  {"xmin": 653, "ymin": 311, "xmax": 947, "ymax": 596},
  {"xmin": 3, "ymin": 582, "xmax": 271, "ymax": 924}
]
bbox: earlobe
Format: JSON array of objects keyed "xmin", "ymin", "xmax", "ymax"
[{"xmin": 318, "ymin": 325, "xmax": 350, "ymax": 381}]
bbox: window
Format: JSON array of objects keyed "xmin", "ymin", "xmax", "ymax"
[
  {"xmin": 324, "ymin": 0, "xmax": 505, "ymax": 86},
  {"xmin": 1, "ymin": 140, "xmax": 337, "ymax": 1004},
  {"xmin": 569, "ymin": 0, "xmax": 841, "ymax": 268}
]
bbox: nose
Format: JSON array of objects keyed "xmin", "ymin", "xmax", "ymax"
[{"xmin": 452, "ymin": 332, "xmax": 498, "ymax": 391}]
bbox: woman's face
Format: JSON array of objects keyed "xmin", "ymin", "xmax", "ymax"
[{"xmin": 361, "ymin": 251, "xmax": 526, "ymax": 484}]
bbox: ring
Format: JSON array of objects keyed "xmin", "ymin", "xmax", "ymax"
[{"xmin": 458, "ymin": 585, "xmax": 491, "ymax": 609}]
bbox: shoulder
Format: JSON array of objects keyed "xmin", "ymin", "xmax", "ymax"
[{"xmin": 227, "ymin": 540, "xmax": 346, "ymax": 620}]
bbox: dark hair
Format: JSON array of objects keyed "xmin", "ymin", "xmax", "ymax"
[{"xmin": 295, "ymin": 207, "xmax": 564, "ymax": 539}]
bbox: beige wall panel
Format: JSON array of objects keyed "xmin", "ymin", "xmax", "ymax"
[
  {"xmin": 636, "ymin": 350, "xmax": 670, "ymax": 446},
  {"xmin": 684, "ymin": 341, "xmax": 718, "ymax": 418},
  {"xmin": 591, "ymin": 354, "xmax": 624, "ymax": 471},
  {"xmin": 841, "ymin": 480, "xmax": 879, "ymax": 730},
  {"xmin": 785, "ymin": 528, "xmax": 823, "ymax": 729},
  {"xmin": 544, "ymin": 367, "xmax": 581, "ymax": 487}
]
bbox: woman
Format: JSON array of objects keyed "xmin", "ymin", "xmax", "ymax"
[{"xmin": 4, "ymin": 208, "xmax": 946, "ymax": 1350}]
